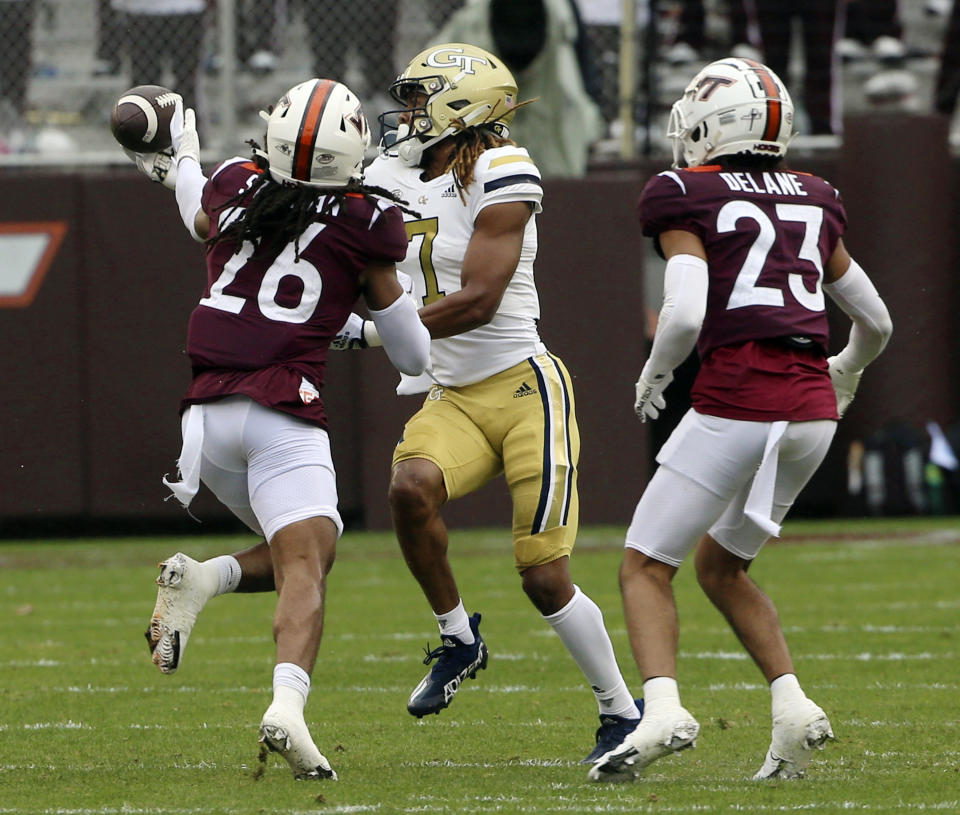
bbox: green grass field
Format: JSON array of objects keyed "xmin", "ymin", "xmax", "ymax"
[{"xmin": 1, "ymin": 517, "xmax": 958, "ymax": 814}]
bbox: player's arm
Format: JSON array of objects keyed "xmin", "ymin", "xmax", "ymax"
[
  {"xmin": 172, "ymin": 108, "xmax": 209, "ymax": 240},
  {"xmin": 822, "ymin": 238, "xmax": 893, "ymax": 416},
  {"xmin": 331, "ymin": 270, "xmax": 413, "ymax": 348},
  {"xmin": 416, "ymin": 200, "xmax": 531, "ymax": 339},
  {"xmin": 355, "ymin": 262, "xmax": 431, "ymax": 375},
  {"xmin": 634, "ymin": 229, "xmax": 709, "ymax": 421}
]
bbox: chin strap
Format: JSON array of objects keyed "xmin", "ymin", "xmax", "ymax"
[{"xmin": 395, "ymin": 105, "xmax": 500, "ymax": 167}]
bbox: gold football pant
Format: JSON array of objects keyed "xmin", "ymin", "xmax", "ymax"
[{"xmin": 393, "ymin": 353, "xmax": 580, "ymax": 570}]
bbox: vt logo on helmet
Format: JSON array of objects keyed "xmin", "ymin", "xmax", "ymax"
[
  {"xmin": 257, "ymin": 78, "xmax": 370, "ymax": 188},
  {"xmin": 667, "ymin": 57, "xmax": 795, "ymax": 168},
  {"xmin": 378, "ymin": 43, "xmax": 519, "ymax": 168}
]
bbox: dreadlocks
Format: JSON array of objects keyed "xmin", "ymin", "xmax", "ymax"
[
  {"xmin": 441, "ymin": 126, "xmax": 515, "ymax": 201},
  {"xmin": 439, "ymin": 97, "xmax": 537, "ymax": 201},
  {"xmin": 208, "ymin": 147, "xmax": 420, "ymax": 260}
]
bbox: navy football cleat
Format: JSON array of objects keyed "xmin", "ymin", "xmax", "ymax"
[
  {"xmin": 581, "ymin": 698, "xmax": 644, "ymax": 764},
  {"xmin": 407, "ymin": 612, "xmax": 488, "ymax": 717},
  {"xmin": 588, "ymin": 704, "xmax": 700, "ymax": 782}
]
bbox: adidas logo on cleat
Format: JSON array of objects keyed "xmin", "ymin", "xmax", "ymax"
[
  {"xmin": 513, "ymin": 382, "xmax": 537, "ymax": 398},
  {"xmin": 443, "ymin": 674, "xmax": 462, "ymax": 704}
]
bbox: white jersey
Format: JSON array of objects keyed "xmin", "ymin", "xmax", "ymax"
[{"xmin": 365, "ymin": 146, "xmax": 546, "ymax": 394}]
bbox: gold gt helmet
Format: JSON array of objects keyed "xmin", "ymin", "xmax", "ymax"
[{"xmin": 379, "ymin": 43, "xmax": 519, "ymax": 167}]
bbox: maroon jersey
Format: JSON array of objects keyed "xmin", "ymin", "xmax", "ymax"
[
  {"xmin": 180, "ymin": 157, "xmax": 408, "ymax": 429},
  {"xmin": 639, "ymin": 165, "xmax": 844, "ymax": 421}
]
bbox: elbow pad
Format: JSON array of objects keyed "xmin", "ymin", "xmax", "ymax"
[
  {"xmin": 175, "ymin": 156, "xmax": 207, "ymax": 242},
  {"xmin": 370, "ymin": 293, "xmax": 431, "ymax": 375},
  {"xmin": 824, "ymin": 259, "xmax": 892, "ymax": 372}
]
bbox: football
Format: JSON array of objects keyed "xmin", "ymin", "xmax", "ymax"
[{"xmin": 110, "ymin": 84, "xmax": 179, "ymax": 153}]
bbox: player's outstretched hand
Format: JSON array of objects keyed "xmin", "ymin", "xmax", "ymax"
[
  {"xmin": 634, "ymin": 368, "xmax": 673, "ymax": 422},
  {"xmin": 827, "ymin": 355, "xmax": 862, "ymax": 418},
  {"xmin": 125, "ymin": 147, "xmax": 178, "ymax": 190},
  {"xmin": 174, "ymin": 107, "xmax": 200, "ymax": 166},
  {"xmin": 167, "ymin": 94, "xmax": 184, "ymax": 149}
]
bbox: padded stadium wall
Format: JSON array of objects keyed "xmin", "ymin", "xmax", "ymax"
[{"xmin": 0, "ymin": 115, "xmax": 955, "ymax": 535}]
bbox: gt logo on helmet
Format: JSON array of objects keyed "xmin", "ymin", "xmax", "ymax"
[{"xmin": 425, "ymin": 47, "xmax": 489, "ymax": 75}]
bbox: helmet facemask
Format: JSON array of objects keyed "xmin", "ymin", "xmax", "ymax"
[
  {"xmin": 667, "ymin": 99, "xmax": 693, "ymax": 168},
  {"xmin": 377, "ymin": 75, "xmax": 445, "ymax": 167}
]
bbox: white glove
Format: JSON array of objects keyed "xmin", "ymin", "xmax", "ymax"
[
  {"xmin": 331, "ymin": 313, "xmax": 371, "ymax": 350},
  {"xmin": 168, "ymin": 94, "xmax": 184, "ymax": 149},
  {"xmin": 125, "ymin": 147, "xmax": 178, "ymax": 189},
  {"xmin": 174, "ymin": 107, "xmax": 200, "ymax": 166},
  {"xmin": 634, "ymin": 366, "xmax": 674, "ymax": 422},
  {"xmin": 827, "ymin": 355, "xmax": 862, "ymax": 418}
]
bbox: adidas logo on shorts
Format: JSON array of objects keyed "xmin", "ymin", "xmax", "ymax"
[{"xmin": 513, "ymin": 382, "xmax": 537, "ymax": 398}]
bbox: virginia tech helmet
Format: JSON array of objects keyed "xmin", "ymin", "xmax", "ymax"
[
  {"xmin": 258, "ymin": 78, "xmax": 370, "ymax": 188},
  {"xmin": 667, "ymin": 57, "xmax": 794, "ymax": 168},
  {"xmin": 380, "ymin": 43, "xmax": 519, "ymax": 167}
]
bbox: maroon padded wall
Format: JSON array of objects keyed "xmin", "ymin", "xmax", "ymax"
[
  {"xmin": 80, "ymin": 175, "xmax": 201, "ymax": 518},
  {"xmin": 0, "ymin": 115, "xmax": 956, "ymax": 534},
  {"xmin": 0, "ymin": 176, "xmax": 86, "ymax": 522},
  {"xmin": 837, "ymin": 114, "xmax": 957, "ymax": 429}
]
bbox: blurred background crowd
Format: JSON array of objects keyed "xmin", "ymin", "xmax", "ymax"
[{"xmin": 0, "ymin": 0, "xmax": 957, "ymax": 171}]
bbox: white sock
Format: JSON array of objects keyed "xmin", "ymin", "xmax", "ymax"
[
  {"xmin": 642, "ymin": 676, "xmax": 681, "ymax": 714},
  {"xmin": 207, "ymin": 555, "xmax": 241, "ymax": 596},
  {"xmin": 273, "ymin": 662, "xmax": 310, "ymax": 711},
  {"xmin": 543, "ymin": 585, "xmax": 639, "ymax": 719},
  {"xmin": 770, "ymin": 673, "xmax": 806, "ymax": 714},
  {"xmin": 435, "ymin": 599, "xmax": 474, "ymax": 644}
]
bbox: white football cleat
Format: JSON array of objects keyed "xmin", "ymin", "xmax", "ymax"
[
  {"xmin": 588, "ymin": 704, "xmax": 700, "ymax": 782},
  {"xmin": 753, "ymin": 699, "xmax": 834, "ymax": 780},
  {"xmin": 259, "ymin": 705, "xmax": 338, "ymax": 780},
  {"xmin": 145, "ymin": 552, "xmax": 217, "ymax": 674}
]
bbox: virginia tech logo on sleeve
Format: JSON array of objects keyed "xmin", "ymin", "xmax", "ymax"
[{"xmin": 0, "ymin": 222, "xmax": 67, "ymax": 308}]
